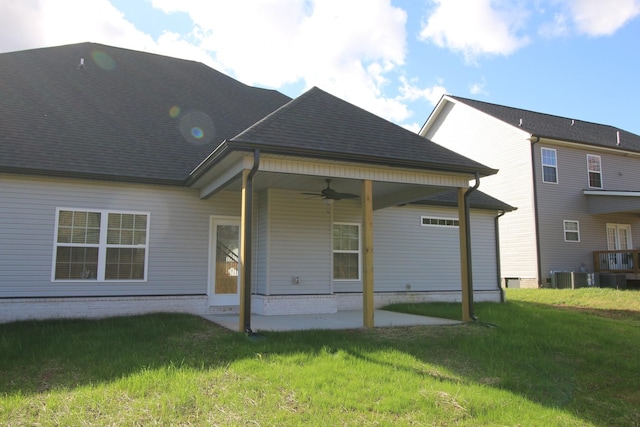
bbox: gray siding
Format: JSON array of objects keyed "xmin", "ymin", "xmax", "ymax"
[
  {"xmin": 254, "ymin": 190, "xmax": 268, "ymax": 294},
  {"xmin": 534, "ymin": 144, "xmax": 640, "ymax": 281},
  {"xmin": 0, "ymin": 174, "xmax": 239, "ymax": 297},
  {"xmin": 265, "ymin": 190, "xmax": 332, "ymax": 295},
  {"xmin": 373, "ymin": 205, "xmax": 498, "ymax": 292},
  {"xmin": 425, "ymin": 101, "xmax": 538, "ymax": 281}
]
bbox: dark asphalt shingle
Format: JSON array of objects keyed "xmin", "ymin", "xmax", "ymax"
[
  {"xmin": 0, "ymin": 42, "xmax": 291, "ymax": 183},
  {"xmin": 450, "ymin": 96, "xmax": 640, "ymax": 153},
  {"xmin": 230, "ymin": 87, "xmax": 496, "ymax": 175}
]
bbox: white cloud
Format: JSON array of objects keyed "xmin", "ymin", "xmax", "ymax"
[
  {"xmin": 149, "ymin": 0, "xmax": 412, "ymax": 122},
  {"xmin": 398, "ymin": 76, "xmax": 446, "ymax": 105},
  {"xmin": 469, "ymin": 79, "xmax": 488, "ymax": 95},
  {"xmin": 569, "ymin": 0, "xmax": 640, "ymax": 36},
  {"xmin": 419, "ymin": 0, "xmax": 530, "ymax": 62},
  {"xmin": 0, "ymin": 0, "xmax": 423, "ymax": 126}
]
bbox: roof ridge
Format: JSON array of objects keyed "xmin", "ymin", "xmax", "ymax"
[{"xmin": 449, "ymin": 94, "xmax": 631, "ymax": 134}]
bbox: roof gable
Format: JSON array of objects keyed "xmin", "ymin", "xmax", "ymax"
[
  {"xmin": 448, "ymin": 96, "xmax": 640, "ymax": 153},
  {"xmin": 0, "ymin": 42, "xmax": 291, "ymax": 183},
  {"xmin": 229, "ymin": 87, "xmax": 496, "ymax": 175}
]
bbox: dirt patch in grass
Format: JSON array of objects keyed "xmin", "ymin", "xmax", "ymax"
[{"xmin": 557, "ymin": 305, "xmax": 640, "ymax": 321}]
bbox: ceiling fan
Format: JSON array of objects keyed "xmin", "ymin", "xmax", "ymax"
[{"xmin": 302, "ymin": 179, "xmax": 358, "ymax": 201}]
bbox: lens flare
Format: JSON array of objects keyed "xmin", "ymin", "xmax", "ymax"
[
  {"xmin": 178, "ymin": 111, "xmax": 215, "ymax": 145},
  {"xmin": 169, "ymin": 106, "xmax": 181, "ymax": 118},
  {"xmin": 91, "ymin": 50, "xmax": 116, "ymax": 71},
  {"xmin": 191, "ymin": 127, "xmax": 204, "ymax": 139}
]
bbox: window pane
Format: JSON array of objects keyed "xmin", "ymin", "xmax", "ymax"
[
  {"xmin": 55, "ymin": 247, "xmax": 98, "ymax": 280},
  {"xmin": 543, "ymin": 166, "xmax": 557, "ymax": 183},
  {"xmin": 333, "ymin": 253, "xmax": 359, "ymax": 280},
  {"xmin": 333, "ymin": 224, "xmax": 359, "ymax": 250},
  {"xmin": 105, "ymin": 248, "xmax": 145, "ymax": 280}
]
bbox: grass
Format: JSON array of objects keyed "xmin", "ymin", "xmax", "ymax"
[{"xmin": 0, "ymin": 289, "xmax": 638, "ymax": 426}]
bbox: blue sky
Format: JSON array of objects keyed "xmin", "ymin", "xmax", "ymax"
[{"xmin": 2, "ymin": 0, "xmax": 639, "ymax": 134}]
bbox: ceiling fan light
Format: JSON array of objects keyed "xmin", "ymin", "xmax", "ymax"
[{"xmin": 324, "ymin": 198, "xmax": 334, "ymax": 206}]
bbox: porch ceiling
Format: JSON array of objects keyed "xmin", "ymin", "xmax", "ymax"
[{"xmin": 584, "ymin": 190, "xmax": 640, "ymax": 215}]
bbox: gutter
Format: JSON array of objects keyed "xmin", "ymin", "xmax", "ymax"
[
  {"xmin": 495, "ymin": 210, "xmax": 506, "ymax": 303},
  {"xmin": 464, "ymin": 172, "xmax": 480, "ymax": 320},
  {"xmin": 529, "ymin": 136, "xmax": 543, "ymax": 287}
]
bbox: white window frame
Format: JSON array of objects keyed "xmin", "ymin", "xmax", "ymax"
[
  {"xmin": 52, "ymin": 208, "xmax": 150, "ymax": 282},
  {"xmin": 541, "ymin": 147, "xmax": 558, "ymax": 184},
  {"xmin": 563, "ymin": 220, "xmax": 580, "ymax": 242},
  {"xmin": 421, "ymin": 216, "xmax": 459, "ymax": 228},
  {"xmin": 587, "ymin": 154, "xmax": 603, "ymax": 189},
  {"xmin": 332, "ymin": 222, "xmax": 361, "ymax": 281}
]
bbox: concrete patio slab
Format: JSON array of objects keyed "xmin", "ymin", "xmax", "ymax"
[{"xmin": 202, "ymin": 309, "xmax": 461, "ymax": 332}]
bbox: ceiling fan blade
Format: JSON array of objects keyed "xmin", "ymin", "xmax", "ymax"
[{"xmin": 334, "ymin": 192, "xmax": 358, "ymax": 200}]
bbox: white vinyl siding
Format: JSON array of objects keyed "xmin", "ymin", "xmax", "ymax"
[
  {"xmin": 587, "ymin": 154, "xmax": 602, "ymax": 188},
  {"xmin": 374, "ymin": 205, "xmax": 498, "ymax": 291},
  {"xmin": 563, "ymin": 220, "xmax": 580, "ymax": 242},
  {"xmin": 265, "ymin": 189, "xmax": 332, "ymax": 295},
  {"xmin": 541, "ymin": 148, "xmax": 558, "ymax": 184},
  {"xmin": 0, "ymin": 174, "xmax": 240, "ymax": 298}
]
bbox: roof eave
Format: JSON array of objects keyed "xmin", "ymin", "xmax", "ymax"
[{"xmin": 225, "ymin": 140, "xmax": 498, "ymax": 177}]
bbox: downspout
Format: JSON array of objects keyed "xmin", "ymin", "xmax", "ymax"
[
  {"xmin": 529, "ymin": 136, "xmax": 543, "ymax": 287},
  {"xmin": 495, "ymin": 210, "xmax": 506, "ymax": 302},
  {"xmin": 243, "ymin": 149, "xmax": 260, "ymax": 334},
  {"xmin": 464, "ymin": 172, "xmax": 480, "ymax": 321}
]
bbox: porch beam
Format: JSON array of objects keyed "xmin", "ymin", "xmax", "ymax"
[
  {"xmin": 362, "ymin": 179, "xmax": 374, "ymax": 328},
  {"xmin": 458, "ymin": 187, "xmax": 472, "ymax": 322}
]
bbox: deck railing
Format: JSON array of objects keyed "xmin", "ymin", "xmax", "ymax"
[{"xmin": 593, "ymin": 250, "xmax": 640, "ymax": 274}]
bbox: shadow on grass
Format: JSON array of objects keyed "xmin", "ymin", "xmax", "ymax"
[{"xmin": 1, "ymin": 302, "xmax": 638, "ymax": 426}]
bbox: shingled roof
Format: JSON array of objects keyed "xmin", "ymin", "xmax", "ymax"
[
  {"xmin": 222, "ymin": 87, "xmax": 496, "ymax": 175},
  {"xmin": 412, "ymin": 189, "xmax": 516, "ymax": 212},
  {"xmin": 449, "ymin": 96, "xmax": 640, "ymax": 153},
  {"xmin": 1, "ymin": 43, "xmax": 496, "ymax": 186},
  {"xmin": 0, "ymin": 42, "xmax": 291, "ymax": 184}
]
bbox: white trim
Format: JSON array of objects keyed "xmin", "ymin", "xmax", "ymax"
[
  {"xmin": 421, "ymin": 216, "xmax": 460, "ymax": 228},
  {"xmin": 208, "ymin": 215, "xmax": 241, "ymax": 306},
  {"xmin": 52, "ymin": 208, "xmax": 150, "ymax": 282},
  {"xmin": 586, "ymin": 154, "xmax": 603, "ymax": 189},
  {"xmin": 541, "ymin": 147, "xmax": 558, "ymax": 184},
  {"xmin": 332, "ymin": 222, "xmax": 361, "ymax": 281},
  {"xmin": 583, "ymin": 190, "xmax": 640, "ymax": 197},
  {"xmin": 563, "ymin": 220, "xmax": 580, "ymax": 243}
]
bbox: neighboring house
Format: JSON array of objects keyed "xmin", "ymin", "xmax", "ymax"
[
  {"xmin": 0, "ymin": 43, "xmax": 512, "ymax": 326},
  {"xmin": 421, "ymin": 95, "xmax": 640, "ymax": 288}
]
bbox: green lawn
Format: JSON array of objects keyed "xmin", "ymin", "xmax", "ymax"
[{"xmin": 1, "ymin": 288, "xmax": 639, "ymax": 426}]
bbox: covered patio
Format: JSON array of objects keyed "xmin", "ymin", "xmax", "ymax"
[{"xmin": 203, "ymin": 309, "xmax": 460, "ymax": 332}]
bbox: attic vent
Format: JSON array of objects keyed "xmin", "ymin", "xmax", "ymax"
[
  {"xmin": 617, "ymin": 131, "xmax": 621, "ymax": 146},
  {"xmin": 78, "ymin": 57, "xmax": 85, "ymax": 69},
  {"xmin": 519, "ymin": 118, "xmax": 523, "ymax": 127},
  {"xmin": 571, "ymin": 119, "xmax": 575, "ymax": 126}
]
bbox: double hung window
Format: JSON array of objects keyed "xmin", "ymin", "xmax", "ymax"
[
  {"xmin": 587, "ymin": 154, "xmax": 602, "ymax": 188},
  {"xmin": 541, "ymin": 148, "xmax": 558, "ymax": 183},
  {"xmin": 332, "ymin": 223, "xmax": 360, "ymax": 280},
  {"xmin": 563, "ymin": 220, "xmax": 580, "ymax": 242},
  {"xmin": 53, "ymin": 209, "xmax": 149, "ymax": 281}
]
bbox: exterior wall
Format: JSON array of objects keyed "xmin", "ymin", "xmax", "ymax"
[
  {"xmin": 373, "ymin": 205, "xmax": 499, "ymax": 292},
  {"xmin": 264, "ymin": 189, "xmax": 333, "ymax": 295},
  {"xmin": 0, "ymin": 173, "xmax": 239, "ymax": 298},
  {"xmin": 425, "ymin": 101, "xmax": 539, "ymax": 283},
  {"xmin": 533, "ymin": 143, "xmax": 640, "ymax": 284}
]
